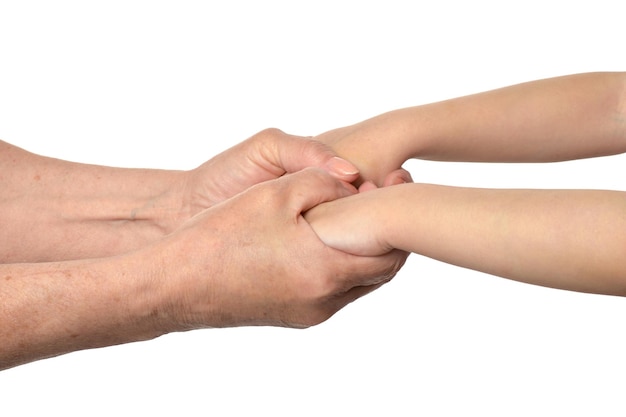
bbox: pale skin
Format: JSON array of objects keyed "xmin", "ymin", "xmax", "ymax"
[
  {"xmin": 0, "ymin": 129, "xmax": 407, "ymax": 370},
  {"xmin": 307, "ymin": 72, "xmax": 626, "ymax": 296},
  {"xmin": 0, "ymin": 128, "xmax": 362, "ymax": 263},
  {"xmin": 4, "ymin": 71, "xmax": 624, "ymax": 370}
]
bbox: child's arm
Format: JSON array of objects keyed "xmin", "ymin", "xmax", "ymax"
[
  {"xmin": 305, "ymin": 183, "xmax": 626, "ymax": 296},
  {"xmin": 316, "ymin": 72, "xmax": 626, "ymax": 184}
]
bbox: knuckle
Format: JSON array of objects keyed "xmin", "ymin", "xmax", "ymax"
[
  {"xmin": 383, "ymin": 251, "xmax": 409, "ymax": 280},
  {"xmin": 381, "ymin": 251, "xmax": 408, "ymax": 278},
  {"xmin": 255, "ymin": 127, "xmax": 285, "ymax": 142},
  {"xmin": 295, "ymin": 312, "xmax": 327, "ymax": 329},
  {"xmin": 245, "ymin": 127, "xmax": 285, "ymax": 151}
]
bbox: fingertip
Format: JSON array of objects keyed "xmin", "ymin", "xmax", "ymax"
[
  {"xmin": 341, "ymin": 180, "xmax": 359, "ymax": 195},
  {"xmin": 401, "ymin": 169, "xmax": 414, "ymax": 184},
  {"xmin": 358, "ymin": 180, "xmax": 378, "ymax": 193},
  {"xmin": 325, "ymin": 156, "xmax": 360, "ymax": 179},
  {"xmin": 383, "ymin": 169, "xmax": 413, "ymax": 187}
]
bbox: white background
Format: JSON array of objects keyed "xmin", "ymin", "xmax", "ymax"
[{"xmin": 1, "ymin": 1, "xmax": 625, "ymax": 416}]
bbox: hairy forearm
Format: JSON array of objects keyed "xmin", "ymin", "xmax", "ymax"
[
  {"xmin": 0, "ymin": 141, "xmax": 187, "ymax": 262},
  {"xmin": 0, "ymin": 254, "xmax": 169, "ymax": 370},
  {"xmin": 385, "ymin": 183, "xmax": 626, "ymax": 295}
]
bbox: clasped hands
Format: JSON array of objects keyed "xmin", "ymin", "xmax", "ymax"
[{"xmin": 155, "ymin": 127, "xmax": 411, "ymax": 331}]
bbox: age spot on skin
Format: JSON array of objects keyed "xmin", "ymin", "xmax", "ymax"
[{"xmin": 4, "ymin": 275, "xmax": 12, "ymax": 281}]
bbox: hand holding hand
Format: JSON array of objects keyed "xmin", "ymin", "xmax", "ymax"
[
  {"xmin": 305, "ymin": 184, "xmax": 405, "ymax": 257},
  {"xmin": 149, "ymin": 168, "xmax": 407, "ymax": 329},
  {"xmin": 314, "ymin": 111, "xmax": 414, "ymax": 187},
  {"xmin": 181, "ymin": 128, "xmax": 360, "ymax": 218}
]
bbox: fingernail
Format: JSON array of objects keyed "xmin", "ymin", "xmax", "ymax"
[{"xmin": 326, "ymin": 157, "xmax": 359, "ymax": 176}]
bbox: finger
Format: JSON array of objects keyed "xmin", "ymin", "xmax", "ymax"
[
  {"xmin": 323, "ymin": 156, "xmax": 360, "ymax": 180},
  {"xmin": 358, "ymin": 180, "xmax": 378, "ymax": 193},
  {"xmin": 272, "ymin": 131, "xmax": 360, "ymax": 181},
  {"xmin": 325, "ymin": 250, "xmax": 408, "ymax": 313},
  {"xmin": 341, "ymin": 281, "xmax": 390, "ymax": 306},
  {"xmin": 280, "ymin": 168, "xmax": 358, "ymax": 213},
  {"xmin": 338, "ymin": 248, "xmax": 409, "ymax": 289},
  {"xmin": 382, "ymin": 168, "xmax": 413, "ymax": 187},
  {"xmin": 322, "ymin": 281, "xmax": 390, "ymax": 322}
]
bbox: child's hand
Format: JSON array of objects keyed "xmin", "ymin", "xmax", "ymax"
[
  {"xmin": 305, "ymin": 182, "xmax": 408, "ymax": 257},
  {"xmin": 357, "ymin": 168, "xmax": 412, "ymax": 192},
  {"xmin": 314, "ymin": 110, "xmax": 415, "ymax": 187}
]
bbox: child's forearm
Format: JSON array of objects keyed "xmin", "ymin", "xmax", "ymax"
[
  {"xmin": 306, "ymin": 183, "xmax": 626, "ymax": 296},
  {"xmin": 319, "ymin": 72, "xmax": 626, "ymax": 183},
  {"xmin": 0, "ymin": 141, "xmax": 186, "ymax": 262},
  {"xmin": 385, "ymin": 183, "xmax": 626, "ymax": 295},
  {"xmin": 410, "ymin": 72, "xmax": 626, "ymax": 162}
]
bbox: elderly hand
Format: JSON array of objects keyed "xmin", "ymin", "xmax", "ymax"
[
  {"xmin": 151, "ymin": 168, "xmax": 408, "ymax": 329},
  {"xmin": 182, "ymin": 128, "xmax": 361, "ymax": 218},
  {"xmin": 0, "ymin": 165, "xmax": 406, "ymax": 370}
]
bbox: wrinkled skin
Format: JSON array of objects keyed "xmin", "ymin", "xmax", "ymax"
[{"xmin": 153, "ymin": 168, "xmax": 408, "ymax": 329}]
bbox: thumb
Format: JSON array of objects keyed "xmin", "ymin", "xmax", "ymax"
[
  {"xmin": 281, "ymin": 168, "xmax": 358, "ymax": 214},
  {"xmin": 274, "ymin": 132, "xmax": 360, "ymax": 182},
  {"xmin": 383, "ymin": 168, "xmax": 413, "ymax": 187}
]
